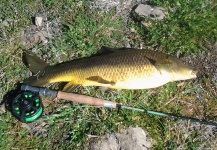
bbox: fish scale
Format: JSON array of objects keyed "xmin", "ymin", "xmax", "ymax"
[{"xmin": 24, "ymin": 48, "xmax": 197, "ymax": 91}]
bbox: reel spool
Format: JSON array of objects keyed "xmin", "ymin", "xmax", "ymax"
[{"xmin": 11, "ymin": 91, "xmax": 43, "ymax": 123}]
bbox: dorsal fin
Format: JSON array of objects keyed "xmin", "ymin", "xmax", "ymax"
[
  {"xmin": 99, "ymin": 46, "xmax": 133, "ymax": 54},
  {"xmin": 98, "ymin": 46, "xmax": 116, "ymax": 54}
]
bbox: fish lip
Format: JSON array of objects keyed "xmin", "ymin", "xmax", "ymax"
[{"xmin": 191, "ymin": 70, "xmax": 198, "ymax": 78}]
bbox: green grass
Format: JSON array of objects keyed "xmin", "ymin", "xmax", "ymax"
[
  {"xmin": 0, "ymin": 0, "xmax": 217, "ymax": 149},
  {"xmin": 131, "ymin": 0, "xmax": 217, "ymax": 55}
]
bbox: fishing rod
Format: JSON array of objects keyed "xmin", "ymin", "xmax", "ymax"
[{"xmin": 10, "ymin": 84, "xmax": 217, "ymax": 126}]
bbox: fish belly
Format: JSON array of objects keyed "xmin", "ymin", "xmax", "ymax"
[{"xmin": 110, "ymin": 73, "xmax": 172, "ymax": 89}]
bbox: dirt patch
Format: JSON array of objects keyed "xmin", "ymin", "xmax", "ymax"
[
  {"xmin": 19, "ymin": 13, "xmax": 61, "ymax": 49},
  {"xmin": 183, "ymin": 43, "xmax": 217, "ymax": 97}
]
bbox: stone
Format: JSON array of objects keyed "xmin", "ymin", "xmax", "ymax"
[
  {"xmin": 35, "ymin": 16, "xmax": 43, "ymax": 27},
  {"xmin": 135, "ymin": 4, "xmax": 166, "ymax": 20},
  {"xmin": 89, "ymin": 126, "xmax": 152, "ymax": 150}
]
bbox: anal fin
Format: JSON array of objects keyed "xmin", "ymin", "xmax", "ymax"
[
  {"xmin": 63, "ymin": 82, "xmax": 80, "ymax": 92},
  {"xmin": 98, "ymin": 86, "xmax": 109, "ymax": 94}
]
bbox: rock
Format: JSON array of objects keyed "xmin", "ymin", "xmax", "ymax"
[
  {"xmin": 37, "ymin": 30, "xmax": 52, "ymax": 44},
  {"xmin": 135, "ymin": 4, "xmax": 166, "ymax": 20},
  {"xmin": 88, "ymin": 0, "xmax": 134, "ymax": 19},
  {"xmin": 0, "ymin": 103, "xmax": 6, "ymax": 114},
  {"xmin": 89, "ymin": 127, "xmax": 152, "ymax": 150},
  {"xmin": 89, "ymin": 0, "xmax": 120, "ymax": 13},
  {"xmin": 35, "ymin": 16, "xmax": 43, "ymax": 27}
]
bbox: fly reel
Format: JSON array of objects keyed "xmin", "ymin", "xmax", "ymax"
[{"xmin": 11, "ymin": 91, "xmax": 43, "ymax": 123}]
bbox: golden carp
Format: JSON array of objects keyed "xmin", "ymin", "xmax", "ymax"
[{"xmin": 24, "ymin": 48, "xmax": 197, "ymax": 91}]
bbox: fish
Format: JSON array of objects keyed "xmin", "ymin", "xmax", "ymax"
[{"xmin": 24, "ymin": 48, "xmax": 197, "ymax": 92}]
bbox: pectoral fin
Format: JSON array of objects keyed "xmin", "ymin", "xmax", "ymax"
[
  {"xmin": 145, "ymin": 56, "xmax": 172, "ymax": 71},
  {"xmin": 86, "ymin": 76, "xmax": 115, "ymax": 85}
]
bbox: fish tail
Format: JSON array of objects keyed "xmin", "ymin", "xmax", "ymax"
[
  {"xmin": 23, "ymin": 51, "xmax": 50, "ymax": 86},
  {"xmin": 24, "ymin": 75, "xmax": 49, "ymax": 86}
]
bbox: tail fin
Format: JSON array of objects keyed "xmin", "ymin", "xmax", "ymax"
[
  {"xmin": 23, "ymin": 51, "xmax": 50, "ymax": 86},
  {"xmin": 23, "ymin": 51, "xmax": 48, "ymax": 74},
  {"xmin": 24, "ymin": 76, "xmax": 49, "ymax": 86}
]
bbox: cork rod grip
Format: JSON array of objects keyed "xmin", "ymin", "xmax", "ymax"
[{"xmin": 57, "ymin": 91, "xmax": 117, "ymax": 108}]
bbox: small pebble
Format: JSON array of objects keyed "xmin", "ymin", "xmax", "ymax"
[{"xmin": 35, "ymin": 16, "xmax": 43, "ymax": 27}]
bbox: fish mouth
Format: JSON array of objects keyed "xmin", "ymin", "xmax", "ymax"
[{"xmin": 191, "ymin": 69, "xmax": 198, "ymax": 78}]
